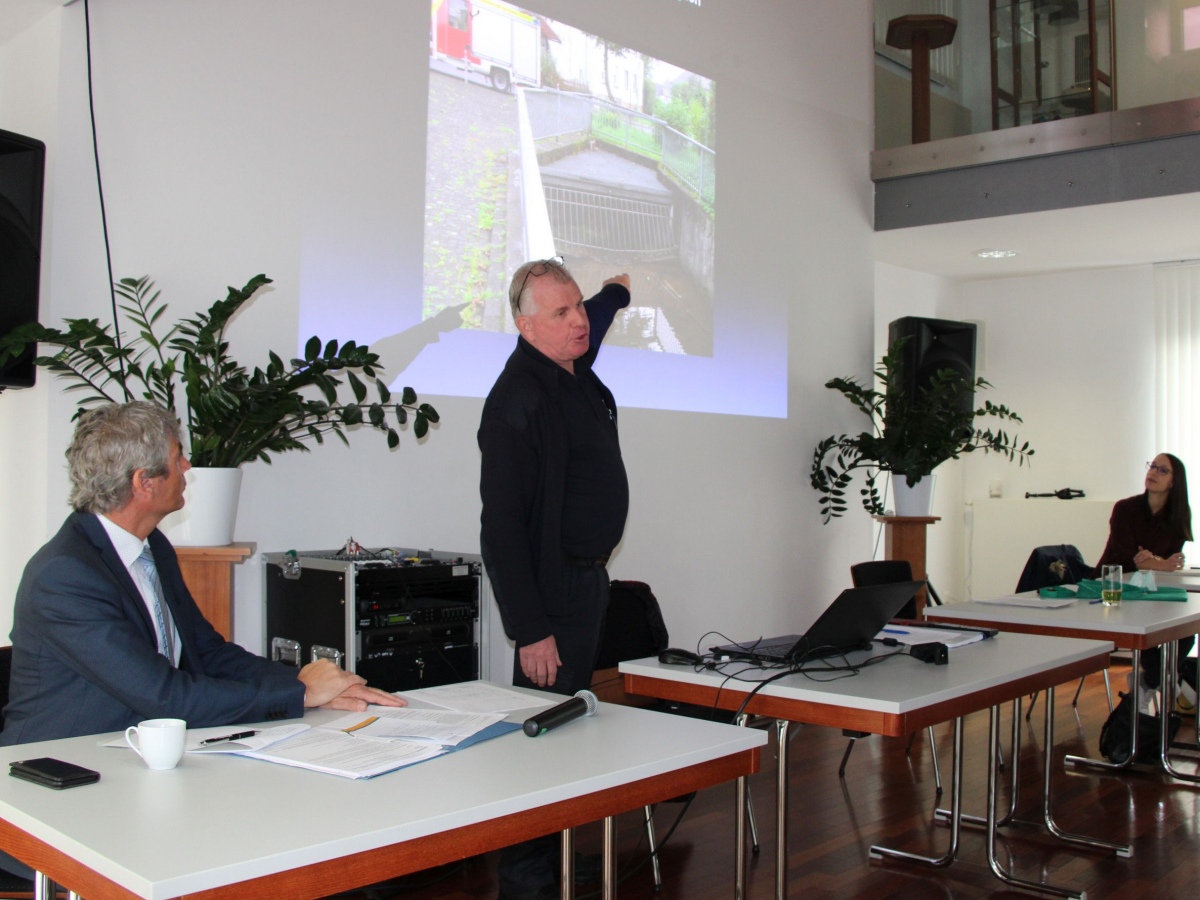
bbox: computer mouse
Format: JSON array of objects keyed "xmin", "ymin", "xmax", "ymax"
[{"xmin": 658, "ymin": 647, "xmax": 704, "ymax": 666}]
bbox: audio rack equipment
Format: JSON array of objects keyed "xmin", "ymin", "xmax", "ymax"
[{"xmin": 264, "ymin": 542, "xmax": 482, "ymax": 693}]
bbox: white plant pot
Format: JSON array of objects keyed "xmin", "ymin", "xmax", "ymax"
[
  {"xmin": 892, "ymin": 474, "xmax": 934, "ymax": 517},
  {"xmin": 159, "ymin": 467, "xmax": 243, "ymax": 547}
]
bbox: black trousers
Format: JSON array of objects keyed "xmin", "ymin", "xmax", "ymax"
[
  {"xmin": 1141, "ymin": 637, "xmax": 1197, "ymax": 690},
  {"xmin": 498, "ymin": 566, "xmax": 610, "ymax": 895}
]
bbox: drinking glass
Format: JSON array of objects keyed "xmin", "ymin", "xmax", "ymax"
[{"xmin": 1101, "ymin": 565, "xmax": 1123, "ymax": 607}]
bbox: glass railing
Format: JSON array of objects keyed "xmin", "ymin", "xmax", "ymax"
[{"xmin": 874, "ymin": 0, "xmax": 1200, "ymax": 154}]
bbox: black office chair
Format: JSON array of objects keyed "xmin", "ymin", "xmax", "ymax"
[
  {"xmin": 1014, "ymin": 545, "xmax": 1113, "ymax": 715},
  {"xmin": 0, "ymin": 647, "xmax": 54, "ymax": 900},
  {"xmin": 843, "ymin": 562, "xmax": 943, "ymax": 794},
  {"xmin": 594, "ymin": 581, "xmax": 763, "ymax": 889},
  {"xmin": 1015, "ymin": 544, "xmax": 1090, "ymax": 594}
]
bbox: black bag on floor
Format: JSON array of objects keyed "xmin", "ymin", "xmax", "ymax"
[{"xmin": 1098, "ymin": 691, "xmax": 1181, "ymax": 764}]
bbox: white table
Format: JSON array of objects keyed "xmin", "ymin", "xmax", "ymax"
[
  {"xmin": 621, "ymin": 632, "xmax": 1114, "ymax": 900},
  {"xmin": 928, "ymin": 593, "xmax": 1200, "ymax": 781},
  {"xmin": 0, "ymin": 693, "xmax": 765, "ymax": 900},
  {"xmin": 1150, "ymin": 569, "xmax": 1200, "ymax": 593}
]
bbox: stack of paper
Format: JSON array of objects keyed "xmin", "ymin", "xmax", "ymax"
[
  {"xmin": 975, "ymin": 594, "xmax": 1077, "ymax": 608},
  {"xmin": 876, "ymin": 625, "xmax": 984, "ymax": 649},
  {"xmin": 111, "ymin": 681, "xmax": 549, "ymax": 779}
]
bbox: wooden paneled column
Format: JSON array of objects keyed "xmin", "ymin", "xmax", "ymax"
[
  {"xmin": 873, "ymin": 516, "xmax": 939, "ymax": 617},
  {"xmin": 174, "ymin": 543, "xmax": 254, "ymax": 640}
]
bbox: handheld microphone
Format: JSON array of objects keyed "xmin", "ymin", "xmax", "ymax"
[{"xmin": 522, "ymin": 689, "xmax": 599, "ymax": 737}]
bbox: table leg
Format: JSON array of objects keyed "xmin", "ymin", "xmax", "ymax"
[
  {"xmin": 935, "ymin": 698, "xmax": 1021, "ymax": 828},
  {"xmin": 869, "ymin": 716, "xmax": 962, "ymax": 866},
  {"xmin": 774, "ymin": 718, "xmax": 790, "ymax": 900},
  {"xmin": 1160, "ymin": 641, "xmax": 1200, "ymax": 783},
  {"xmin": 734, "ymin": 770, "xmax": 748, "ymax": 900},
  {"xmin": 1040, "ymin": 685, "xmax": 1132, "ymax": 857},
  {"xmin": 984, "ymin": 705, "xmax": 1085, "ymax": 899},
  {"xmin": 734, "ymin": 712, "xmax": 750, "ymax": 900},
  {"xmin": 1194, "ymin": 634, "xmax": 1199, "ymax": 747},
  {"xmin": 560, "ymin": 828, "xmax": 574, "ymax": 900},
  {"xmin": 1066, "ymin": 648, "xmax": 1143, "ymax": 772},
  {"xmin": 602, "ymin": 817, "xmax": 617, "ymax": 900}
]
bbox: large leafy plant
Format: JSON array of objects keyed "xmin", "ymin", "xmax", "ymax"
[
  {"xmin": 810, "ymin": 339, "xmax": 1033, "ymax": 522},
  {"xmin": 0, "ymin": 274, "xmax": 438, "ymax": 467}
]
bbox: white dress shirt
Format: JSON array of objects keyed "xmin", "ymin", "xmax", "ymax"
[{"xmin": 97, "ymin": 514, "xmax": 181, "ymax": 666}]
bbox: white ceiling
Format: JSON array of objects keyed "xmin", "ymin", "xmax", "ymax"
[{"xmin": 873, "ymin": 189, "xmax": 1200, "ymax": 281}]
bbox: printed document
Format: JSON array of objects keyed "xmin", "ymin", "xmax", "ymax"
[
  {"xmin": 400, "ymin": 680, "xmax": 556, "ymax": 714},
  {"xmin": 975, "ymin": 594, "xmax": 1077, "ymax": 608},
  {"xmin": 324, "ymin": 707, "xmax": 507, "ymax": 745},
  {"xmin": 875, "ymin": 625, "xmax": 984, "ymax": 649},
  {"xmin": 234, "ymin": 728, "xmax": 444, "ymax": 778}
]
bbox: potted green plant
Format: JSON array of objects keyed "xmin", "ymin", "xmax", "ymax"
[
  {"xmin": 810, "ymin": 338, "xmax": 1033, "ymax": 523},
  {"xmin": 0, "ymin": 274, "xmax": 438, "ymax": 543}
]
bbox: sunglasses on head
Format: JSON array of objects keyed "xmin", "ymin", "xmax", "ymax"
[{"xmin": 515, "ymin": 256, "xmax": 565, "ymax": 315}]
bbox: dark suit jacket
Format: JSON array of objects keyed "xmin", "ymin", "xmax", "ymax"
[{"xmin": 0, "ymin": 512, "xmax": 304, "ymax": 745}]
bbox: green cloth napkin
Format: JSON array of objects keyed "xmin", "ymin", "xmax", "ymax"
[{"xmin": 1038, "ymin": 579, "xmax": 1189, "ymax": 602}]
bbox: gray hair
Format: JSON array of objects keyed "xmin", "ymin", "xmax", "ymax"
[
  {"xmin": 66, "ymin": 401, "xmax": 181, "ymax": 514},
  {"xmin": 508, "ymin": 257, "xmax": 574, "ymax": 320}
]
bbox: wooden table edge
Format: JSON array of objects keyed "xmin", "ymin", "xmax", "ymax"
[
  {"xmin": 624, "ymin": 650, "xmax": 1108, "ymax": 736},
  {"xmin": 925, "ymin": 611, "xmax": 1199, "ymax": 650}
]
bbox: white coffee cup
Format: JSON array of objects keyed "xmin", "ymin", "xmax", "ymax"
[{"xmin": 125, "ymin": 718, "xmax": 186, "ymax": 770}]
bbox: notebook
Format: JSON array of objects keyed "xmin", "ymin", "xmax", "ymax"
[{"xmin": 710, "ymin": 581, "xmax": 923, "ymax": 664}]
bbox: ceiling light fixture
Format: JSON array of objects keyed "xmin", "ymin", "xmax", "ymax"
[{"xmin": 976, "ymin": 249, "xmax": 1018, "ymax": 259}]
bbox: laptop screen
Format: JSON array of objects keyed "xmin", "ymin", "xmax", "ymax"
[{"xmin": 711, "ymin": 581, "xmax": 922, "ymax": 664}]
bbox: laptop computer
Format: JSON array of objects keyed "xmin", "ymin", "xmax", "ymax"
[{"xmin": 710, "ymin": 581, "xmax": 923, "ymax": 665}]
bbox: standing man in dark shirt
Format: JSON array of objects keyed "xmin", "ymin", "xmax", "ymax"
[{"xmin": 479, "ymin": 257, "xmax": 630, "ymax": 900}]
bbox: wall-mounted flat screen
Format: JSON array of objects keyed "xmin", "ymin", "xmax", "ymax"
[{"xmin": 0, "ymin": 128, "xmax": 46, "ymax": 389}]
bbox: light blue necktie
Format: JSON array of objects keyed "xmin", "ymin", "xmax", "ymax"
[{"xmin": 136, "ymin": 546, "xmax": 176, "ymax": 664}]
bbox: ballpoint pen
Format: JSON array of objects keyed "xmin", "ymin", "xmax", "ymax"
[
  {"xmin": 882, "ymin": 627, "xmax": 909, "ymax": 634},
  {"xmin": 198, "ymin": 730, "xmax": 259, "ymax": 746}
]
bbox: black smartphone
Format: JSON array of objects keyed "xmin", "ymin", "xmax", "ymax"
[{"xmin": 9, "ymin": 757, "xmax": 100, "ymax": 790}]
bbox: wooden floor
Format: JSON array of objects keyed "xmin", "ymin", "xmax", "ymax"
[{"xmin": 330, "ymin": 662, "xmax": 1200, "ymax": 900}]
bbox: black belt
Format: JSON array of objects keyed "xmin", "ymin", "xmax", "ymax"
[{"xmin": 563, "ymin": 553, "xmax": 610, "ymax": 568}]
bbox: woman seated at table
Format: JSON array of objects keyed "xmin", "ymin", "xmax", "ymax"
[{"xmin": 1092, "ymin": 453, "xmax": 1193, "ymax": 713}]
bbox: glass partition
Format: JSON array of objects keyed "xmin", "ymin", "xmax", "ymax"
[{"xmin": 875, "ymin": 0, "xmax": 1200, "ymax": 150}]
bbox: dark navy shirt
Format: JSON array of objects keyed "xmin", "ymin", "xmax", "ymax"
[{"xmin": 561, "ymin": 364, "xmax": 628, "ymax": 557}]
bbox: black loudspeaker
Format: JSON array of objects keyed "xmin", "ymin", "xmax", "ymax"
[
  {"xmin": 888, "ymin": 317, "xmax": 977, "ymax": 413},
  {"xmin": 0, "ymin": 128, "xmax": 46, "ymax": 389}
]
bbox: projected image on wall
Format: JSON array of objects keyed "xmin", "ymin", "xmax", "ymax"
[{"xmin": 425, "ymin": 0, "xmax": 716, "ymax": 357}]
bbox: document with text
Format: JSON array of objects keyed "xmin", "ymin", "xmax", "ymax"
[
  {"xmin": 400, "ymin": 680, "xmax": 556, "ymax": 714},
  {"xmin": 239, "ymin": 727, "xmax": 445, "ymax": 778},
  {"xmin": 324, "ymin": 706, "xmax": 508, "ymax": 746},
  {"xmin": 876, "ymin": 625, "xmax": 984, "ymax": 649}
]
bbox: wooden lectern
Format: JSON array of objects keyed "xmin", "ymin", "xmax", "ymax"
[
  {"xmin": 174, "ymin": 543, "xmax": 255, "ymax": 640},
  {"xmin": 886, "ymin": 14, "xmax": 958, "ymax": 144},
  {"xmin": 873, "ymin": 516, "xmax": 939, "ymax": 617}
]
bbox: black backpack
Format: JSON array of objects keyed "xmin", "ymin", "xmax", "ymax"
[{"xmin": 1098, "ymin": 691, "xmax": 1181, "ymax": 764}]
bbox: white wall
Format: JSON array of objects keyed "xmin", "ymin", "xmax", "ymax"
[
  {"xmin": 956, "ymin": 265, "xmax": 1167, "ymax": 596},
  {"xmin": 872, "ymin": 263, "xmax": 1175, "ymax": 601},
  {"xmin": 958, "ymin": 266, "xmax": 1158, "ymax": 503},
  {"xmin": 1117, "ymin": 0, "xmax": 1200, "ymax": 109},
  {"xmin": 0, "ymin": 0, "xmax": 878, "ymax": 657}
]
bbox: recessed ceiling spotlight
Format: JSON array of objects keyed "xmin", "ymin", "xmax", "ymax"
[{"xmin": 976, "ymin": 249, "xmax": 1018, "ymax": 259}]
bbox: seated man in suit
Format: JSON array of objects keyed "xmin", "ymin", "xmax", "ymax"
[{"xmin": 1, "ymin": 400, "xmax": 402, "ymax": 748}]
